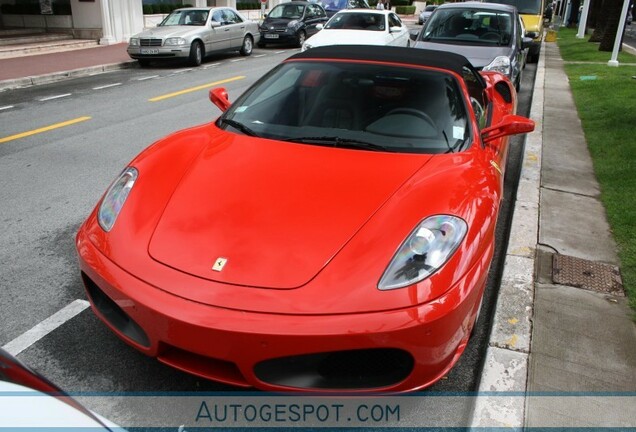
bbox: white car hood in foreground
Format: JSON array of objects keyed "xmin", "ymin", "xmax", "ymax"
[{"xmin": 305, "ymin": 29, "xmax": 404, "ymax": 49}]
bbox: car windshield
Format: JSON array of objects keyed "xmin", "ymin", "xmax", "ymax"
[
  {"xmin": 268, "ymin": 4, "xmax": 305, "ymax": 19},
  {"xmin": 160, "ymin": 9, "xmax": 209, "ymax": 26},
  {"xmin": 219, "ymin": 60, "xmax": 470, "ymax": 154},
  {"xmin": 325, "ymin": 12, "xmax": 385, "ymax": 30},
  {"xmin": 484, "ymin": 0, "xmax": 542, "ymax": 15},
  {"xmin": 420, "ymin": 9, "xmax": 513, "ymax": 46}
]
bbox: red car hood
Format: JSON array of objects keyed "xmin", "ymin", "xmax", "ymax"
[{"xmin": 148, "ymin": 135, "xmax": 432, "ymax": 289}]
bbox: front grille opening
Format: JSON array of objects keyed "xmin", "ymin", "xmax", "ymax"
[
  {"xmin": 81, "ymin": 272, "xmax": 150, "ymax": 348},
  {"xmin": 140, "ymin": 38, "xmax": 162, "ymax": 47},
  {"xmin": 158, "ymin": 345, "xmax": 249, "ymax": 388},
  {"xmin": 254, "ymin": 348, "xmax": 414, "ymax": 390}
]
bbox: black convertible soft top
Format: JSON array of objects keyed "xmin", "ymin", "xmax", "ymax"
[{"xmin": 289, "ymin": 45, "xmax": 482, "ymax": 85}]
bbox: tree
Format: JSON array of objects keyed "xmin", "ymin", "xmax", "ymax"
[
  {"xmin": 568, "ymin": 0, "xmax": 581, "ymax": 27},
  {"xmin": 589, "ymin": 0, "xmax": 609, "ymax": 42},
  {"xmin": 599, "ymin": 0, "xmax": 625, "ymax": 51}
]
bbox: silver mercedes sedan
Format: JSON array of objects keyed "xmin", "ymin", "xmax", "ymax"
[{"xmin": 127, "ymin": 7, "xmax": 260, "ymax": 67}]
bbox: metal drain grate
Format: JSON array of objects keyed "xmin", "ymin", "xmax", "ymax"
[{"xmin": 552, "ymin": 254, "xmax": 624, "ymax": 296}]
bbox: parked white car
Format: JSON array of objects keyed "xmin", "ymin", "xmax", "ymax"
[{"xmin": 302, "ymin": 9, "xmax": 410, "ymax": 51}]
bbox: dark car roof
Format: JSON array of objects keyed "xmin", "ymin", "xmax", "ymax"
[
  {"xmin": 289, "ymin": 45, "xmax": 482, "ymax": 83},
  {"xmin": 436, "ymin": 1, "xmax": 517, "ymax": 13}
]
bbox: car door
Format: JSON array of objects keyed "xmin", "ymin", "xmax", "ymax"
[
  {"xmin": 387, "ymin": 13, "xmax": 408, "ymax": 46},
  {"xmin": 223, "ymin": 9, "xmax": 247, "ymax": 49},
  {"xmin": 209, "ymin": 9, "xmax": 232, "ymax": 52},
  {"xmin": 304, "ymin": 4, "xmax": 327, "ymax": 37}
]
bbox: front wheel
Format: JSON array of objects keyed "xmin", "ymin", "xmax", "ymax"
[
  {"xmin": 189, "ymin": 41, "xmax": 203, "ymax": 66},
  {"xmin": 240, "ymin": 35, "xmax": 253, "ymax": 56},
  {"xmin": 296, "ymin": 30, "xmax": 306, "ymax": 48}
]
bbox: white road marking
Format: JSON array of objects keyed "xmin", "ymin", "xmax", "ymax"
[
  {"xmin": 0, "ymin": 105, "xmax": 14, "ymax": 111},
  {"xmin": 38, "ymin": 93, "xmax": 71, "ymax": 101},
  {"xmin": 171, "ymin": 68, "xmax": 193, "ymax": 74},
  {"xmin": 136, "ymin": 75, "xmax": 159, "ymax": 81},
  {"xmin": 2, "ymin": 300, "xmax": 90, "ymax": 356},
  {"xmin": 204, "ymin": 63, "xmax": 221, "ymax": 68},
  {"xmin": 275, "ymin": 50, "xmax": 286, "ymax": 54},
  {"xmin": 230, "ymin": 58, "xmax": 245, "ymax": 62},
  {"xmin": 92, "ymin": 83, "xmax": 122, "ymax": 90},
  {"xmin": 253, "ymin": 54, "xmax": 266, "ymax": 58}
]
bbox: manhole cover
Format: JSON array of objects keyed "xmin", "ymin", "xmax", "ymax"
[{"xmin": 552, "ymin": 255, "xmax": 624, "ymax": 296}]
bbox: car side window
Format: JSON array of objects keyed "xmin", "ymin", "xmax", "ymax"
[
  {"xmin": 212, "ymin": 10, "xmax": 225, "ymax": 25},
  {"xmin": 388, "ymin": 13, "xmax": 402, "ymax": 27},
  {"xmin": 224, "ymin": 10, "xmax": 243, "ymax": 24},
  {"xmin": 462, "ymin": 66, "xmax": 489, "ymax": 130}
]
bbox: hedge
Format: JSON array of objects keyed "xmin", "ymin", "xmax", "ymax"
[
  {"xmin": 395, "ymin": 5, "xmax": 416, "ymax": 14},
  {"xmin": 237, "ymin": 2, "xmax": 261, "ymax": 10}
]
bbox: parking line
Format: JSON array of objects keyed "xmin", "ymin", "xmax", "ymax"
[
  {"xmin": 230, "ymin": 58, "xmax": 245, "ymax": 62},
  {"xmin": 148, "ymin": 76, "xmax": 245, "ymax": 102},
  {"xmin": 2, "ymin": 300, "xmax": 90, "ymax": 356},
  {"xmin": 137, "ymin": 75, "xmax": 159, "ymax": 81},
  {"xmin": 93, "ymin": 83, "xmax": 122, "ymax": 90},
  {"xmin": 38, "ymin": 93, "xmax": 72, "ymax": 101},
  {"xmin": 0, "ymin": 105, "xmax": 14, "ymax": 111},
  {"xmin": 0, "ymin": 116, "xmax": 91, "ymax": 144},
  {"xmin": 275, "ymin": 51, "xmax": 286, "ymax": 54},
  {"xmin": 254, "ymin": 54, "xmax": 266, "ymax": 58}
]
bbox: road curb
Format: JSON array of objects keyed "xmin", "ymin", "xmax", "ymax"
[
  {"xmin": 469, "ymin": 41, "xmax": 545, "ymax": 427},
  {"xmin": 0, "ymin": 60, "xmax": 138, "ymax": 92}
]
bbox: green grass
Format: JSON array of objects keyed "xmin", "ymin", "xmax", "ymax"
[
  {"xmin": 556, "ymin": 28, "xmax": 636, "ymax": 311},
  {"xmin": 556, "ymin": 27, "xmax": 635, "ymax": 63}
]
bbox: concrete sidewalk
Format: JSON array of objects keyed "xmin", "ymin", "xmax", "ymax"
[
  {"xmin": 472, "ymin": 41, "xmax": 636, "ymax": 428},
  {"xmin": 1, "ymin": 31, "xmax": 635, "ymax": 429}
]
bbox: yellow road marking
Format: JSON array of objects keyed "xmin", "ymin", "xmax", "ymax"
[
  {"xmin": 0, "ymin": 116, "xmax": 91, "ymax": 144},
  {"xmin": 148, "ymin": 76, "xmax": 245, "ymax": 102}
]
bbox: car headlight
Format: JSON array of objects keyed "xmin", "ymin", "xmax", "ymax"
[
  {"xmin": 378, "ymin": 215, "xmax": 468, "ymax": 290},
  {"xmin": 98, "ymin": 167, "xmax": 138, "ymax": 232},
  {"xmin": 129, "ymin": 37, "xmax": 139, "ymax": 46},
  {"xmin": 483, "ymin": 56, "xmax": 511, "ymax": 76},
  {"xmin": 287, "ymin": 20, "xmax": 300, "ymax": 28},
  {"xmin": 164, "ymin": 37, "xmax": 186, "ymax": 46}
]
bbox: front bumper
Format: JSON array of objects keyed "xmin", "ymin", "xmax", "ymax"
[
  {"xmin": 76, "ymin": 228, "xmax": 486, "ymax": 393},
  {"xmin": 127, "ymin": 45, "xmax": 190, "ymax": 60}
]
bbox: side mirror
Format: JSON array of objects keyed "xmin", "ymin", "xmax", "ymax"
[
  {"xmin": 522, "ymin": 36, "xmax": 534, "ymax": 49},
  {"xmin": 481, "ymin": 114, "xmax": 535, "ymax": 143},
  {"xmin": 525, "ymin": 31, "xmax": 538, "ymax": 40},
  {"xmin": 389, "ymin": 26, "xmax": 401, "ymax": 33},
  {"xmin": 210, "ymin": 87, "xmax": 231, "ymax": 112},
  {"xmin": 316, "ymin": 23, "xmax": 324, "ymax": 30},
  {"xmin": 409, "ymin": 29, "xmax": 419, "ymax": 41},
  {"xmin": 210, "ymin": 21, "xmax": 221, "ymax": 28}
]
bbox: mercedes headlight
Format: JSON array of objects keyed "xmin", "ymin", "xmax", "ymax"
[
  {"xmin": 164, "ymin": 37, "xmax": 186, "ymax": 46},
  {"xmin": 129, "ymin": 37, "xmax": 140, "ymax": 46},
  {"xmin": 483, "ymin": 56, "xmax": 511, "ymax": 77},
  {"xmin": 98, "ymin": 167, "xmax": 138, "ymax": 232},
  {"xmin": 378, "ymin": 215, "xmax": 468, "ymax": 290}
]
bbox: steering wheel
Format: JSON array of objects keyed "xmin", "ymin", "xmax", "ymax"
[
  {"xmin": 386, "ymin": 108, "xmax": 437, "ymax": 130},
  {"xmin": 480, "ymin": 31, "xmax": 501, "ymax": 41}
]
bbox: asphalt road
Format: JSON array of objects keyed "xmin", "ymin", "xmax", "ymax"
[{"xmin": 0, "ymin": 43, "xmax": 537, "ymax": 427}]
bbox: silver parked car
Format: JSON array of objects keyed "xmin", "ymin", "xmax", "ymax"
[
  {"xmin": 418, "ymin": 4, "xmax": 437, "ymax": 25},
  {"xmin": 127, "ymin": 7, "xmax": 260, "ymax": 67},
  {"xmin": 412, "ymin": 2, "xmax": 532, "ymax": 91}
]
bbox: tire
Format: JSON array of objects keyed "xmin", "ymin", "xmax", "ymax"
[
  {"xmin": 240, "ymin": 35, "xmax": 253, "ymax": 56},
  {"xmin": 296, "ymin": 30, "xmax": 306, "ymax": 48},
  {"xmin": 527, "ymin": 46, "xmax": 540, "ymax": 63},
  {"xmin": 138, "ymin": 59, "xmax": 151, "ymax": 67},
  {"xmin": 189, "ymin": 41, "xmax": 203, "ymax": 67}
]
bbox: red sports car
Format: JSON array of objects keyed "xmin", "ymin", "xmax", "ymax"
[{"xmin": 76, "ymin": 46, "xmax": 534, "ymax": 392}]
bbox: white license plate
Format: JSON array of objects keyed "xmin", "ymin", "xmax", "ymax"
[
  {"xmin": 264, "ymin": 34, "xmax": 279, "ymax": 39},
  {"xmin": 141, "ymin": 48, "xmax": 159, "ymax": 54}
]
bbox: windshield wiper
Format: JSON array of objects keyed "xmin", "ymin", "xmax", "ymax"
[
  {"xmin": 219, "ymin": 118, "xmax": 260, "ymax": 137},
  {"xmin": 282, "ymin": 136, "xmax": 388, "ymax": 152}
]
